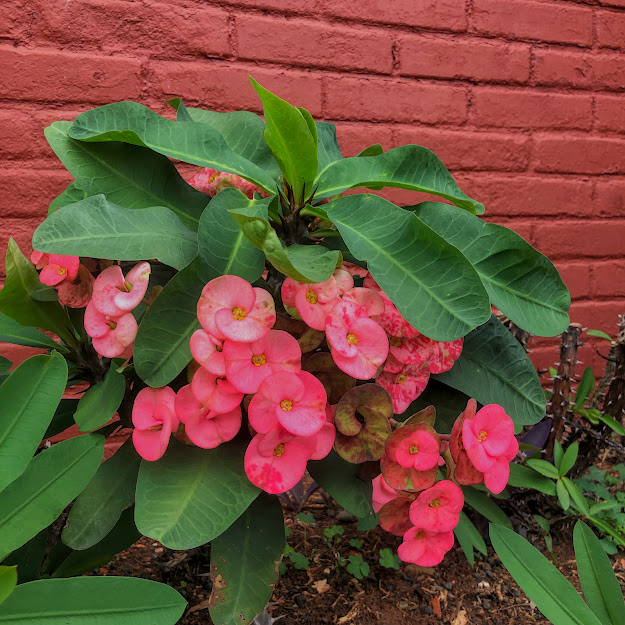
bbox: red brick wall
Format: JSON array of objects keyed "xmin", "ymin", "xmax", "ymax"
[{"xmin": 2, "ymin": 0, "xmax": 625, "ymax": 373}]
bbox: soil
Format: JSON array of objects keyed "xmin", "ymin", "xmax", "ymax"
[{"xmin": 98, "ymin": 492, "xmax": 625, "ymax": 625}]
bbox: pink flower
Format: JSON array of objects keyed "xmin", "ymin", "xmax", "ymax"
[
  {"xmin": 388, "ymin": 334, "xmax": 432, "ymax": 366},
  {"xmin": 190, "ymin": 367, "xmax": 244, "ymax": 414},
  {"xmin": 174, "ymin": 385, "xmax": 241, "ymax": 449},
  {"xmin": 92, "ymin": 262, "xmax": 151, "ymax": 317},
  {"xmin": 309, "ymin": 404, "xmax": 336, "ymax": 461},
  {"xmin": 197, "ymin": 276, "xmax": 275, "ymax": 342},
  {"xmin": 84, "ymin": 300, "xmax": 137, "ymax": 358},
  {"xmin": 132, "ymin": 386, "xmax": 179, "ymax": 461},
  {"xmin": 281, "ymin": 277, "xmax": 339, "ymax": 331},
  {"xmin": 188, "ymin": 167, "xmax": 266, "ymax": 199},
  {"xmin": 450, "ymin": 399, "xmax": 484, "ymax": 487},
  {"xmin": 341, "ymin": 287, "xmax": 385, "ymax": 318},
  {"xmin": 190, "ymin": 329, "xmax": 225, "ymax": 376},
  {"xmin": 372, "ymin": 474, "xmax": 398, "ymax": 513},
  {"xmin": 428, "ymin": 338, "xmax": 463, "ymax": 374},
  {"xmin": 332, "ymin": 266, "xmax": 355, "ymax": 295},
  {"xmin": 223, "ymin": 329, "xmax": 301, "ymax": 394},
  {"xmin": 409, "ymin": 480, "xmax": 464, "ymax": 532},
  {"xmin": 31, "ymin": 251, "xmax": 49, "ymax": 270},
  {"xmin": 393, "ymin": 428, "xmax": 440, "ymax": 471},
  {"xmin": 248, "ymin": 370, "xmax": 327, "ymax": 437},
  {"xmin": 398, "ymin": 527, "xmax": 455, "ymax": 567},
  {"xmin": 57, "ymin": 264, "xmax": 95, "ymax": 308},
  {"xmin": 364, "ymin": 276, "xmax": 420, "ymax": 340},
  {"xmin": 482, "ymin": 438, "xmax": 519, "ymax": 494},
  {"xmin": 376, "ymin": 363, "xmax": 430, "ymax": 414},
  {"xmin": 38, "ymin": 254, "xmax": 80, "ymax": 286},
  {"xmin": 378, "ymin": 495, "xmax": 414, "ymax": 536},
  {"xmin": 325, "ymin": 301, "xmax": 389, "ymax": 380},
  {"xmin": 244, "ymin": 426, "xmax": 315, "ymax": 494}
]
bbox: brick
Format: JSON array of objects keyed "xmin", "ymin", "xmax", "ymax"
[
  {"xmin": 236, "ymin": 15, "xmax": 393, "ymax": 73},
  {"xmin": 534, "ymin": 136, "xmax": 625, "ymax": 174},
  {"xmin": 473, "ymin": 0, "xmax": 593, "ymax": 46},
  {"xmin": 324, "ymin": 76, "xmax": 467, "ymax": 124},
  {"xmin": 0, "ymin": 47, "xmax": 142, "ymax": 104},
  {"xmin": 592, "ymin": 260, "xmax": 625, "ymax": 297},
  {"xmin": 0, "ymin": 169, "xmax": 72, "ymax": 218},
  {"xmin": 593, "ymin": 53, "xmax": 625, "ymax": 90},
  {"xmin": 0, "ymin": 0, "xmax": 29, "ymax": 41},
  {"xmin": 398, "ymin": 36, "xmax": 530, "ymax": 83},
  {"xmin": 31, "ymin": 0, "xmax": 230, "ymax": 58},
  {"xmin": 393, "ymin": 127, "xmax": 531, "ymax": 171},
  {"xmin": 597, "ymin": 10, "xmax": 625, "ymax": 49},
  {"xmin": 333, "ymin": 122, "xmax": 395, "ymax": 157},
  {"xmin": 556, "ymin": 261, "xmax": 591, "ymax": 300},
  {"xmin": 596, "ymin": 95, "xmax": 625, "ymax": 133},
  {"xmin": 569, "ymin": 300, "xmax": 625, "ymax": 332},
  {"xmin": 149, "ymin": 62, "xmax": 323, "ymax": 116},
  {"xmin": 599, "ymin": 0, "xmax": 625, "ymax": 6},
  {"xmin": 454, "ymin": 174, "xmax": 594, "ymax": 217},
  {"xmin": 319, "ymin": 0, "xmax": 467, "ymax": 32},
  {"xmin": 533, "ymin": 220, "xmax": 625, "ymax": 258},
  {"xmin": 532, "ymin": 48, "xmax": 592, "ymax": 88},
  {"xmin": 221, "ymin": 0, "xmax": 320, "ymax": 12},
  {"xmin": 595, "ymin": 180, "xmax": 625, "ymax": 216},
  {"xmin": 0, "ymin": 344, "xmax": 44, "ymax": 368},
  {"xmin": 471, "ymin": 88, "xmax": 592, "ymax": 130}
]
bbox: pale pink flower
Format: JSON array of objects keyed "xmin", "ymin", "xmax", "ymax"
[
  {"xmin": 409, "ymin": 480, "xmax": 464, "ymax": 532},
  {"xmin": 309, "ymin": 403, "xmax": 337, "ymax": 461},
  {"xmin": 341, "ymin": 287, "xmax": 385, "ymax": 318},
  {"xmin": 132, "ymin": 386, "xmax": 179, "ymax": 461},
  {"xmin": 190, "ymin": 367, "xmax": 244, "ymax": 414},
  {"xmin": 398, "ymin": 527, "xmax": 455, "ymax": 566},
  {"xmin": 92, "ymin": 262, "xmax": 151, "ymax": 317},
  {"xmin": 38, "ymin": 254, "xmax": 80, "ymax": 286},
  {"xmin": 84, "ymin": 300, "xmax": 137, "ymax": 358},
  {"xmin": 428, "ymin": 338, "xmax": 463, "ymax": 374},
  {"xmin": 388, "ymin": 334, "xmax": 432, "ymax": 366},
  {"xmin": 281, "ymin": 276, "xmax": 339, "ymax": 331},
  {"xmin": 376, "ymin": 362, "xmax": 430, "ymax": 414},
  {"xmin": 190, "ymin": 329, "xmax": 225, "ymax": 376},
  {"xmin": 332, "ymin": 266, "xmax": 354, "ymax": 295}
]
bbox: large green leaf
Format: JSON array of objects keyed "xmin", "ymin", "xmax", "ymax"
[
  {"xmin": 462, "ymin": 487, "xmax": 512, "ymax": 529},
  {"xmin": 209, "ymin": 493, "xmax": 285, "ymax": 625},
  {"xmin": 0, "ymin": 240, "xmax": 72, "ymax": 342},
  {"xmin": 308, "ymin": 452, "xmax": 374, "ymax": 520},
  {"xmin": 33, "ymin": 195, "xmax": 197, "ymax": 271},
  {"xmin": 0, "ymin": 353, "xmax": 67, "ymax": 494},
  {"xmin": 413, "ymin": 202, "xmax": 570, "ymax": 337},
  {"xmin": 62, "ymin": 439, "xmax": 140, "ymax": 550},
  {"xmin": 315, "ymin": 145, "xmax": 484, "ymax": 214},
  {"xmin": 326, "ymin": 194, "xmax": 490, "ymax": 341},
  {"xmin": 0, "ymin": 567, "xmax": 16, "ymax": 606},
  {"xmin": 1, "ymin": 529, "xmax": 48, "ymax": 583},
  {"xmin": 436, "ymin": 315, "xmax": 546, "ymax": 424},
  {"xmin": 0, "ymin": 313, "xmax": 65, "ymax": 351},
  {"xmin": 0, "ymin": 576, "xmax": 186, "ymax": 624},
  {"xmin": 0, "ymin": 434, "xmax": 104, "ymax": 561},
  {"xmin": 68, "ymin": 101, "xmax": 276, "ymax": 194},
  {"xmin": 44, "ymin": 399, "xmax": 79, "ymax": 439},
  {"xmin": 135, "ymin": 439, "xmax": 259, "ymax": 550},
  {"xmin": 507, "ymin": 464, "xmax": 557, "ymax": 496},
  {"xmin": 454, "ymin": 511, "xmax": 487, "ymax": 567},
  {"xmin": 574, "ymin": 521, "xmax": 625, "ymax": 625},
  {"xmin": 73, "ymin": 363, "xmax": 126, "ymax": 433},
  {"xmin": 316, "ymin": 122, "xmax": 344, "ymax": 172},
  {"xmin": 490, "ymin": 524, "xmax": 602, "ymax": 625},
  {"xmin": 250, "ymin": 78, "xmax": 317, "ymax": 202},
  {"xmin": 46, "ymin": 121, "xmax": 209, "ymax": 228}
]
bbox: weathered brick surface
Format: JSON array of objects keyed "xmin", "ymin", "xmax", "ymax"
[{"xmin": 1, "ymin": 0, "xmax": 624, "ymax": 377}]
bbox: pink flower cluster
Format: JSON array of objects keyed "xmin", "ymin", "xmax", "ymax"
[
  {"xmin": 31, "ymin": 252, "xmax": 94, "ymax": 308},
  {"xmin": 188, "ymin": 168, "xmax": 268, "ymax": 199}
]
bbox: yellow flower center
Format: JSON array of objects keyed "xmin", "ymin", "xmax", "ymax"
[
  {"xmin": 115, "ymin": 281, "xmax": 133, "ymax": 293},
  {"xmin": 58, "ymin": 267, "xmax": 67, "ymax": 276},
  {"xmin": 105, "ymin": 320, "xmax": 117, "ymax": 330},
  {"xmin": 280, "ymin": 399, "xmax": 293, "ymax": 411},
  {"xmin": 232, "ymin": 307, "xmax": 247, "ymax": 320},
  {"xmin": 409, "ymin": 444, "xmax": 419, "ymax": 455},
  {"xmin": 209, "ymin": 172, "xmax": 220, "ymax": 182},
  {"xmin": 478, "ymin": 430, "xmax": 488, "ymax": 442},
  {"xmin": 347, "ymin": 333, "xmax": 358, "ymax": 345},
  {"xmin": 306, "ymin": 290, "xmax": 318, "ymax": 304},
  {"xmin": 252, "ymin": 354, "xmax": 266, "ymax": 367},
  {"xmin": 429, "ymin": 499, "xmax": 440, "ymax": 508},
  {"xmin": 396, "ymin": 374, "xmax": 407, "ymax": 384},
  {"xmin": 390, "ymin": 337, "xmax": 402, "ymax": 347},
  {"xmin": 273, "ymin": 443, "xmax": 285, "ymax": 457},
  {"xmin": 415, "ymin": 530, "xmax": 425, "ymax": 540}
]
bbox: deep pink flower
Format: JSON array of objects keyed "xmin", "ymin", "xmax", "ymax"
[
  {"xmin": 248, "ymin": 370, "xmax": 327, "ymax": 437},
  {"xmin": 398, "ymin": 527, "xmax": 455, "ymax": 567},
  {"xmin": 409, "ymin": 480, "xmax": 464, "ymax": 532},
  {"xmin": 197, "ymin": 275, "xmax": 275, "ymax": 342},
  {"xmin": 132, "ymin": 386, "xmax": 179, "ymax": 461},
  {"xmin": 92, "ymin": 262, "xmax": 151, "ymax": 317},
  {"xmin": 450, "ymin": 399, "xmax": 484, "ymax": 487},
  {"xmin": 190, "ymin": 329, "xmax": 225, "ymax": 376},
  {"xmin": 244, "ymin": 426, "xmax": 315, "ymax": 494},
  {"xmin": 482, "ymin": 437, "xmax": 519, "ymax": 494},
  {"xmin": 84, "ymin": 300, "xmax": 137, "ymax": 358},
  {"xmin": 428, "ymin": 338, "xmax": 463, "ymax": 374},
  {"xmin": 188, "ymin": 167, "xmax": 266, "ymax": 199},
  {"xmin": 174, "ymin": 385, "xmax": 241, "ymax": 449},
  {"xmin": 372, "ymin": 474, "xmax": 399, "ymax": 513},
  {"xmin": 223, "ymin": 329, "xmax": 301, "ymax": 393},
  {"xmin": 394, "ymin": 428, "xmax": 440, "ymax": 471},
  {"xmin": 325, "ymin": 301, "xmax": 389, "ymax": 380},
  {"xmin": 341, "ymin": 287, "xmax": 385, "ymax": 318},
  {"xmin": 309, "ymin": 403, "xmax": 337, "ymax": 461},
  {"xmin": 31, "ymin": 251, "xmax": 49, "ymax": 270},
  {"xmin": 191, "ymin": 367, "xmax": 244, "ymax": 414},
  {"xmin": 38, "ymin": 254, "xmax": 80, "ymax": 286},
  {"xmin": 57, "ymin": 264, "xmax": 95, "ymax": 308},
  {"xmin": 376, "ymin": 363, "xmax": 430, "ymax": 414}
]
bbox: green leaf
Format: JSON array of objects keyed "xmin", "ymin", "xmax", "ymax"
[
  {"xmin": 69, "ymin": 101, "xmax": 277, "ymax": 194},
  {"xmin": 62, "ymin": 439, "xmax": 141, "ymax": 550},
  {"xmin": 378, "ymin": 547, "xmax": 400, "ymax": 570},
  {"xmin": 296, "ymin": 513, "xmax": 315, "ymax": 525},
  {"xmin": 533, "ymin": 514, "xmax": 550, "ymax": 533},
  {"xmin": 326, "ymin": 194, "xmax": 490, "ymax": 341},
  {"xmin": 135, "ymin": 439, "xmax": 259, "ymax": 550},
  {"xmin": 490, "ymin": 524, "xmax": 602, "ymax": 625},
  {"xmin": 209, "ymin": 493, "xmax": 285, "ymax": 625},
  {"xmin": 0, "ymin": 434, "xmax": 104, "ymax": 561},
  {"xmin": 596, "ymin": 414, "xmax": 625, "ymax": 436},
  {"xmin": 560, "ymin": 443, "xmax": 579, "ymax": 477},
  {"xmin": 587, "ymin": 330, "xmax": 613, "ymax": 341},
  {"xmin": 413, "ymin": 202, "xmax": 570, "ymax": 337},
  {"xmin": 0, "ymin": 314, "xmax": 65, "ymax": 351},
  {"xmin": 527, "ymin": 459, "xmax": 560, "ymax": 479},
  {"xmin": 33, "ymin": 195, "xmax": 197, "ymax": 271},
  {"xmin": 0, "ymin": 240, "xmax": 72, "ymax": 342},
  {"xmin": 462, "ymin": 487, "xmax": 512, "ymax": 529},
  {"xmin": 316, "ymin": 122, "xmax": 344, "ymax": 171},
  {"xmin": 45, "ymin": 121, "xmax": 209, "ymax": 228},
  {"xmin": 0, "ymin": 567, "xmax": 16, "ymax": 606},
  {"xmin": 508, "ymin": 464, "xmax": 557, "ymax": 496},
  {"xmin": 563, "ymin": 477, "xmax": 589, "ymax": 516},
  {"xmin": 0, "ymin": 576, "xmax": 186, "ymax": 624},
  {"xmin": 44, "ymin": 399, "xmax": 79, "ymax": 439},
  {"xmin": 436, "ymin": 315, "xmax": 546, "ymax": 424},
  {"xmin": 356, "ymin": 144, "xmax": 384, "ymax": 158},
  {"xmin": 574, "ymin": 521, "xmax": 625, "ymax": 625},
  {"xmin": 1, "ymin": 529, "xmax": 48, "ymax": 583},
  {"xmin": 250, "ymin": 78, "xmax": 317, "ymax": 202},
  {"xmin": 308, "ymin": 452, "xmax": 374, "ymax": 519},
  {"xmin": 73, "ymin": 363, "xmax": 126, "ymax": 433},
  {"xmin": 315, "ymin": 145, "xmax": 484, "ymax": 214},
  {"xmin": 554, "ymin": 441, "xmax": 564, "ymax": 472},
  {"xmin": 229, "ymin": 207, "xmax": 338, "ymax": 283},
  {"xmin": 575, "ymin": 368, "xmax": 596, "ymax": 411},
  {"xmin": 454, "ymin": 511, "xmax": 487, "ymax": 567},
  {"xmin": 557, "ymin": 478, "xmax": 570, "ymax": 510},
  {"xmin": 0, "ymin": 353, "xmax": 68, "ymax": 494}
]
